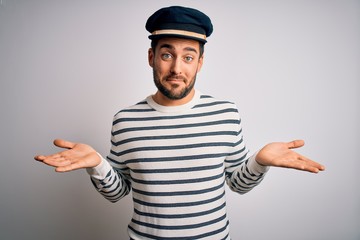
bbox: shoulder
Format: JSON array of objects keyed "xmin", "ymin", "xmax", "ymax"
[
  {"xmin": 115, "ymin": 99, "xmax": 149, "ymax": 113},
  {"xmin": 112, "ymin": 99, "xmax": 154, "ymax": 124},
  {"xmin": 195, "ymin": 93, "xmax": 239, "ymax": 112}
]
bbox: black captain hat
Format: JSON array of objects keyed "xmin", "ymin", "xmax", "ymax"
[{"xmin": 145, "ymin": 6, "xmax": 213, "ymax": 43}]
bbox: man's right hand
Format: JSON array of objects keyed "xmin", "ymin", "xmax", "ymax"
[{"xmin": 34, "ymin": 139, "xmax": 101, "ymax": 172}]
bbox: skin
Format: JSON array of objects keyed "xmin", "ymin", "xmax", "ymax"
[
  {"xmin": 34, "ymin": 37, "xmax": 325, "ymax": 173},
  {"xmin": 148, "ymin": 38, "xmax": 203, "ymax": 106}
]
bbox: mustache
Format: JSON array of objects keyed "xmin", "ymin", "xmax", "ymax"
[{"xmin": 165, "ymin": 74, "xmax": 186, "ymax": 81}]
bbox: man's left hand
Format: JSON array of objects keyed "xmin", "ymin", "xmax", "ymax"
[{"xmin": 256, "ymin": 140, "xmax": 325, "ymax": 173}]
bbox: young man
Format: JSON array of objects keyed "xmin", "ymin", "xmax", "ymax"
[{"xmin": 35, "ymin": 6, "xmax": 325, "ymax": 239}]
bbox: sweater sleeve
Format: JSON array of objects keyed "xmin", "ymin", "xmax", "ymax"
[
  {"xmin": 225, "ymin": 151, "xmax": 269, "ymax": 194},
  {"xmin": 224, "ymin": 112, "xmax": 270, "ymax": 194},
  {"xmin": 86, "ymin": 154, "xmax": 132, "ymax": 203}
]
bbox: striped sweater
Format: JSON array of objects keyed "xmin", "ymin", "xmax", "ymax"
[{"xmin": 87, "ymin": 90, "xmax": 269, "ymax": 239}]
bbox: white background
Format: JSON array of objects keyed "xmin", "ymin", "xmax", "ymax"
[{"xmin": 0, "ymin": 0, "xmax": 359, "ymax": 239}]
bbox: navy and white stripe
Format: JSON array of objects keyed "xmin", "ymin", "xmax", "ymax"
[{"xmin": 89, "ymin": 90, "xmax": 268, "ymax": 239}]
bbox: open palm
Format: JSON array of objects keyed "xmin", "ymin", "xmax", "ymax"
[
  {"xmin": 34, "ymin": 139, "xmax": 101, "ymax": 172},
  {"xmin": 255, "ymin": 140, "xmax": 325, "ymax": 173}
]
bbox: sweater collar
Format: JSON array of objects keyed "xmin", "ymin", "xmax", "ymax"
[{"xmin": 146, "ymin": 89, "xmax": 201, "ymax": 113}]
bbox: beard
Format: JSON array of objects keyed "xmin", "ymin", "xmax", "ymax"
[{"xmin": 153, "ymin": 70, "xmax": 197, "ymax": 100}]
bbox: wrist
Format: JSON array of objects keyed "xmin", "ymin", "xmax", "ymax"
[
  {"xmin": 251, "ymin": 152, "xmax": 270, "ymax": 174},
  {"xmin": 86, "ymin": 154, "xmax": 112, "ymax": 179}
]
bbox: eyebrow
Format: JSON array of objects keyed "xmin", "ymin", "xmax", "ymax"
[{"xmin": 159, "ymin": 44, "xmax": 198, "ymax": 54}]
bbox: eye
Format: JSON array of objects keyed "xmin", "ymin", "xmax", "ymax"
[
  {"xmin": 161, "ymin": 53, "xmax": 172, "ymax": 60},
  {"xmin": 184, "ymin": 56, "xmax": 194, "ymax": 62}
]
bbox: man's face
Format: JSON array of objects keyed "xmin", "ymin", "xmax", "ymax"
[{"xmin": 148, "ymin": 37, "xmax": 203, "ymax": 105}]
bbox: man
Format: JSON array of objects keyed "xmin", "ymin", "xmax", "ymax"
[{"xmin": 35, "ymin": 6, "xmax": 325, "ymax": 239}]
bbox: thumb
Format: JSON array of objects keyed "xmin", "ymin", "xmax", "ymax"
[
  {"xmin": 287, "ymin": 139, "xmax": 305, "ymax": 149},
  {"xmin": 53, "ymin": 139, "xmax": 76, "ymax": 149}
]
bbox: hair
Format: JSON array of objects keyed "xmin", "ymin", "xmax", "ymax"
[{"xmin": 151, "ymin": 39, "xmax": 205, "ymax": 58}]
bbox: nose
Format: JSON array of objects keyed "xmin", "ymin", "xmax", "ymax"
[{"xmin": 170, "ymin": 57, "xmax": 182, "ymax": 75}]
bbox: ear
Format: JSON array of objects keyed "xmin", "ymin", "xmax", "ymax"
[
  {"xmin": 148, "ymin": 48, "xmax": 154, "ymax": 67},
  {"xmin": 196, "ymin": 54, "xmax": 204, "ymax": 73}
]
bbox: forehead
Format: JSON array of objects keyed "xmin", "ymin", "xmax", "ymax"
[{"xmin": 156, "ymin": 37, "xmax": 200, "ymax": 52}]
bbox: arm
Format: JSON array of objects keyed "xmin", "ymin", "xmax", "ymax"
[
  {"xmin": 86, "ymin": 156, "xmax": 132, "ymax": 203},
  {"xmin": 225, "ymin": 140, "xmax": 325, "ymax": 195},
  {"xmin": 34, "ymin": 139, "xmax": 131, "ymax": 202},
  {"xmin": 224, "ymin": 118, "xmax": 270, "ymax": 194},
  {"xmin": 225, "ymin": 150, "xmax": 270, "ymax": 195},
  {"xmin": 224, "ymin": 111, "xmax": 325, "ymax": 194}
]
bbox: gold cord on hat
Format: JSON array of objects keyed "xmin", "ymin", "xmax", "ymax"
[{"xmin": 151, "ymin": 29, "xmax": 206, "ymax": 40}]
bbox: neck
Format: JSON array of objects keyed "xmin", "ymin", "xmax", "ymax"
[{"xmin": 152, "ymin": 89, "xmax": 195, "ymax": 106}]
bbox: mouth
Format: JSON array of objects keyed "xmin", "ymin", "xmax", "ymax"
[{"xmin": 166, "ymin": 75, "xmax": 185, "ymax": 83}]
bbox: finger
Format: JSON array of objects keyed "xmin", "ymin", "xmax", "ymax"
[
  {"xmin": 34, "ymin": 140, "xmax": 71, "ymax": 161},
  {"xmin": 295, "ymin": 153, "xmax": 325, "ymax": 168},
  {"xmin": 34, "ymin": 155, "xmax": 46, "ymax": 161},
  {"xmin": 286, "ymin": 140, "xmax": 305, "ymax": 149},
  {"xmin": 290, "ymin": 156, "xmax": 325, "ymax": 173},
  {"xmin": 300, "ymin": 158, "xmax": 326, "ymax": 172},
  {"xmin": 297, "ymin": 163, "xmax": 323, "ymax": 173},
  {"xmin": 53, "ymin": 139, "xmax": 76, "ymax": 149},
  {"xmin": 55, "ymin": 160, "xmax": 85, "ymax": 172},
  {"xmin": 34, "ymin": 154, "xmax": 62, "ymax": 161},
  {"xmin": 279, "ymin": 160, "xmax": 320, "ymax": 173},
  {"xmin": 55, "ymin": 152, "xmax": 101, "ymax": 172},
  {"xmin": 42, "ymin": 156, "xmax": 72, "ymax": 168},
  {"xmin": 34, "ymin": 150, "xmax": 64, "ymax": 161}
]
